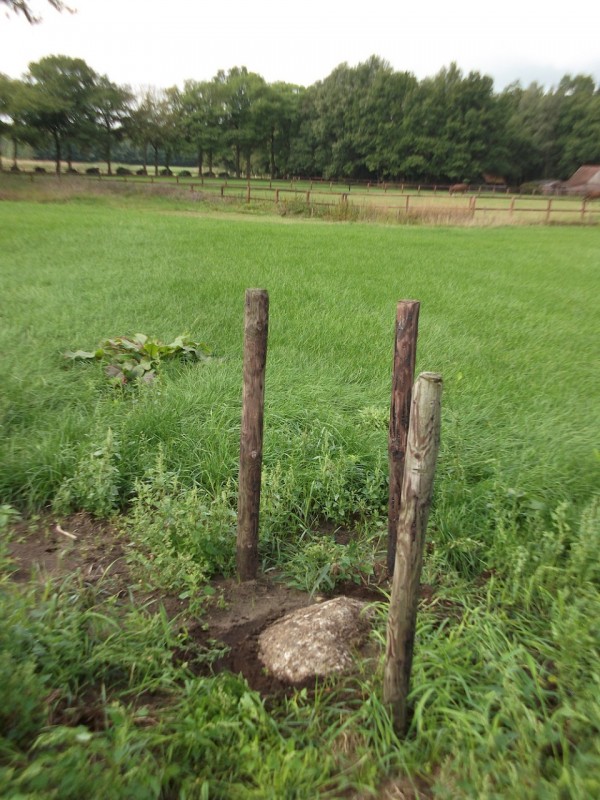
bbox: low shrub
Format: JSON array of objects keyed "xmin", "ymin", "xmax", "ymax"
[
  {"xmin": 116, "ymin": 167, "xmax": 132, "ymax": 176},
  {"xmin": 136, "ymin": 168, "xmax": 147, "ymax": 176},
  {"xmin": 160, "ymin": 168, "xmax": 173, "ymax": 177},
  {"xmin": 33, "ymin": 166, "xmax": 46, "ymax": 173},
  {"xmin": 178, "ymin": 170, "xmax": 192, "ymax": 178},
  {"xmin": 86, "ymin": 167, "xmax": 101, "ymax": 175}
]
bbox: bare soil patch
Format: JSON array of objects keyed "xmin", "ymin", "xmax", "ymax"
[{"xmin": 6, "ymin": 514, "xmax": 386, "ymax": 698}]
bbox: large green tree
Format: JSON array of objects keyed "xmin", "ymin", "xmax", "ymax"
[
  {"xmin": 23, "ymin": 55, "xmax": 97, "ymax": 173},
  {"xmin": 176, "ymin": 79, "xmax": 223, "ymax": 177},
  {"xmin": 0, "ymin": 75, "xmax": 39, "ymax": 169},
  {"xmin": 217, "ymin": 67, "xmax": 267, "ymax": 178},
  {"xmin": 89, "ymin": 76, "xmax": 132, "ymax": 175},
  {"xmin": 555, "ymin": 75, "xmax": 600, "ymax": 177},
  {"xmin": 125, "ymin": 88, "xmax": 174, "ymax": 176}
]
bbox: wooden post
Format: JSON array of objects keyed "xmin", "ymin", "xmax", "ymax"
[
  {"xmin": 387, "ymin": 301, "xmax": 420, "ymax": 574},
  {"xmin": 237, "ymin": 289, "xmax": 269, "ymax": 581},
  {"xmin": 384, "ymin": 372, "xmax": 442, "ymax": 735},
  {"xmin": 546, "ymin": 198, "xmax": 552, "ymax": 223}
]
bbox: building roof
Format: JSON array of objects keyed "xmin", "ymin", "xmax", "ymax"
[{"xmin": 564, "ymin": 165, "xmax": 600, "ymax": 188}]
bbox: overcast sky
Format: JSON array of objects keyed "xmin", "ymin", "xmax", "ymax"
[{"xmin": 2, "ymin": 0, "xmax": 599, "ymax": 92}]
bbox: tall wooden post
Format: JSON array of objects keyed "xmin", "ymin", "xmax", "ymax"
[
  {"xmin": 387, "ymin": 301, "xmax": 420, "ymax": 575},
  {"xmin": 384, "ymin": 372, "xmax": 442, "ymax": 734},
  {"xmin": 237, "ymin": 289, "xmax": 269, "ymax": 581}
]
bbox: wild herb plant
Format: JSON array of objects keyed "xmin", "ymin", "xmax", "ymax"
[
  {"xmin": 124, "ymin": 450, "xmax": 237, "ymax": 613},
  {"xmin": 52, "ymin": 427, "xmax": 121, "ymax": 518},
  {"xmin": 64, "ymin": 332, "xmax": 213, "ymax": 387}
]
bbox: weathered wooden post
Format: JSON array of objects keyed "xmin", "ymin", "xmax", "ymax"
[
  {"xmin": 387, "ymin": 301, "xmax": 420, "ymax": 574},
  {"xmin": 237, "ymin": 289, "xmax": 269, "ymax": 581},
  {"xmin": 384, "ymin": 372, "xmax": 442, "ymax": 735}
]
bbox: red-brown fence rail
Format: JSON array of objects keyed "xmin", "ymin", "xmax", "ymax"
[{"xmin": 10, "ymin": 171, "xmax": 600, "ymax": 225}]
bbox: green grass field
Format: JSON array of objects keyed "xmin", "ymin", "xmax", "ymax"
[{"xmin": 1, "ymin": 185, "xmax": 599, "ymax": 797}]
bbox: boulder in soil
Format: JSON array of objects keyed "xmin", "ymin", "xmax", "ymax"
[{"xmin": 258, "ymin": 596, "xmax": 373, "ymax": 684}]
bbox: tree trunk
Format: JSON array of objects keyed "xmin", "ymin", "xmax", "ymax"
[
  {"xmin": 106, "ymin": 129, "xmax": 112, "ymax": 176},
  {"xmin": 153, "ymin": 144, "xmax": 159, "ymax": 176},
  {"xmin": 208, "ymin": 149, "xmax": 213, "ymax": 176},
  {"xmin": 142, "ymin": 142, "xmax": 148, "ymax": 173},
  {"xmin": 235, "ymin": 143, "xmax": 241, "ymax": 179},
  {"xmin": 12, "ymin": 137, "xmax": 18, "ymax": 169},
  {"xmin": 53, "ymin": 131, "xmax": 61, "ymax": 174},
  {"xmin": 270, "ymin": 127, "xmax": 276, "ymax": 180},
  {"xmin": 197, "ymin": 145, "xmax": 203, "ymax": 178},
  {"xmin": 66, "ymin": 142, "xmax": 73, "ymax": 171}
]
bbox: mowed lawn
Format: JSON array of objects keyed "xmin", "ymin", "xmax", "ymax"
[{"xmin": 1, "ymin": 199, "xmax": 600, "ymax": 798}]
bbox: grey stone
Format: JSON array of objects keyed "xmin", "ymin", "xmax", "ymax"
[{"xmin": 258, "ymin": 596, "xmax": 373, "ymax": 684}]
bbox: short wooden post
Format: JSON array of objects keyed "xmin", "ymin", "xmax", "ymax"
[
  {"xmin": 546, "ymin": 198, "xmax": 552, "ymax": 223},
  {"xmin": 275, "ymin": 188, "xmax": 279, "ymax": 203},
  {"xmin": 246, "ymin": 183, "xmax": 251, "ymax": 203},
  {"xmin": 384, "ymin": 372, "xmax": 442, "ymax": 735},
  {"xmin": 237, "ymin": 289, "xmax": 269, "ymax": 581},
  {"xmin": 387, "ymin": 301, "xmax": 420, "ymax": 574}
]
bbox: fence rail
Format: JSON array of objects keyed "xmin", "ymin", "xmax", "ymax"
[{"xmin": 7, "ymin": 171, "xmax": 600, "ymax": 225}]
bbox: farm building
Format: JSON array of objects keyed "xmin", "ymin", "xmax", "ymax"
[{"xmin": 561, "ymin": 164, "xmax": 600, "ymax": 195}]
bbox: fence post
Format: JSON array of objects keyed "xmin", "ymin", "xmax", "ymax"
[
  {"xmin": 237, "ymin": 289, "xmax": 269, "ymax": 581},
  {"xmin": 384, "ymin": 371, "xmax": 442, "ymax": 734},
  {"xmin": 246, "ymin": 183, "xmax": 251, "ymax": 203},
  {"xmin": 387, "ymin": 301, "xmax": 420, "ymax": 574},
  {"xmin": 546, "ymin": 198, "xmax": 552, "ymax": 223}
]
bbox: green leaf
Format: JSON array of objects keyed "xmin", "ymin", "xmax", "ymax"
[{"xmin": 63, "ymin": 350, "xmax": 96, "ymax": 360}]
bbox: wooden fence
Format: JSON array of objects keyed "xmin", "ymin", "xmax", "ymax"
[{"xmin": 12, "ymin": 171, "xmax": 600, "ymax": 224}]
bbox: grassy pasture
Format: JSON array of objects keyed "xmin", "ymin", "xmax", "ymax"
[
  {"xmin": 6, "ymin": 165, "xmax": 600, "ymax": 226},
  {"xmin": 1, "ymin": 186, "xmax": 600, "ymax": 797}
]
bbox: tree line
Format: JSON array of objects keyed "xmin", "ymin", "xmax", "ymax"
[{"xmin": 1, "ymin": 54, "xmax": 599, "ymax": 184}]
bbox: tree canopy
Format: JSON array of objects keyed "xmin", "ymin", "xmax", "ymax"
[
  {"xmin": 1, "ymin": 0, "xmax": 70, "ymax": 24},
  {"xmin": 2, "ymin": 54, "xmax": 599, "ymax": 184}
]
